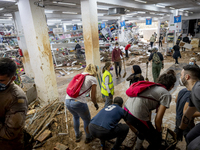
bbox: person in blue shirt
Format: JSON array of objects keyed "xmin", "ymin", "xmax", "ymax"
[{"xmin": 89, "ymin": 97, "xmax": 129, "ymax": 150}]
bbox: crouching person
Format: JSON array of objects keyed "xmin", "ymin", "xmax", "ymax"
[{"xmin": 89, "ymin": 97, "xmax": 129, "ymax": 150}]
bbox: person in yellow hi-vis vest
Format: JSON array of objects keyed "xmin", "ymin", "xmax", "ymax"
[{"xmin": 101, "ymin": 62, "xmax": 114, "ymax": 107}]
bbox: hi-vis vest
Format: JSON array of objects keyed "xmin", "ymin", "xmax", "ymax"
[{"xmin": 101, "ymin": 70, "xmax": 114, "ymax": 96}]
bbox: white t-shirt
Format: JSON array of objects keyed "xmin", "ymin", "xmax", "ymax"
[
  {"xmin": 125, "ymin": 86, "xmax": 171, "ymax": 121},
  {"xmin": 65, "ymin": 72, "xmax": 97, "ymax": 103}
]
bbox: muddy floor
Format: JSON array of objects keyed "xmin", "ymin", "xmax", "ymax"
[{"xmin": 37, "ymin": 44, "xmax": 200, "ymax": 150}]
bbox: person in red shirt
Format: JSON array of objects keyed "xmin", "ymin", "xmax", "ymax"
[
  {"xmin": 112, "ymin": 42, "xmax": 123, "ymax": 79},
  {"xmin": 125, "ymin": 41, "xmax": 132, "ymax": 58}
]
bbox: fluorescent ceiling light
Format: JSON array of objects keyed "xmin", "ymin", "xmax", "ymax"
[
  {"xmin": 62, "ymin": 12, "xmax": 77, "ymax": 14},
  {"xmin": 98, "ymin": 13, "xmax": 105, "ymax": 16},
  {"xmin": 45, "ymin": 10, "xmax": 53, "ymax": 13},
  {"xmin": 126, "ymin": 16, "xmax": 133, "ymax": 18},
  {"xmin": 150, "ymin": 12, "xmax": 155, "ymax": 14},
  {"xmin": 4, "ymin": 13, "xmax": 12, "ymax": 17},
  {"xmin": 185, "ymin": 13, "xmax": 188, "ymax": 16},
  {"xmin": 126, "ymin": 12, "xmax": 137, "ymax": 15},
  {"xmin": 135, "ymin": 0, "xmax": 147, "ymax": 3},
  {"xmin": 137, "ymin": 11, "xmax": 146, "ymax": 14},
  {"xmin": 158, "ymin": 13, "xmax": 165, "ymax": 16},
  {"xmin": 155, "ymin": 4, "xmax": 165, "ymax": 8},
  {"xmin": 0, "ymin": 8, "xmax": 4, "ymax": 11},
  {"xmin": 179, "ymin": 9, "xmax": 184, "ymax": 11},
  {"xmin": 97, "ymin": 7, "xmax": 108, "ymax": 10},
  {"xmin": 0, "ymin": 0, "xmax": 16, "ymax": 2},
  {"xmin": 48, "ymin": 19, "xmax": 61, "ymax": 22},
  {"xmin": 52, "ymin": 1, "xmax": 76, "ymax": 5},
  {"xmin": 126, "ymin": 10, "xmax": 130, "ymax": 12},
  {"xmin": 185, "ymin": 11, "xmax": 189, "ymax": 13},
  {"xmin": 169, "ymin": 7, "xmax": 175, "ymax": 9},
  {"xmin": 102, "ymin": 20, "xmax": 108, "ymax": 21},
  {"xmin": 72, "ymin": 19, "xmax": 81, "ymax": 21}
]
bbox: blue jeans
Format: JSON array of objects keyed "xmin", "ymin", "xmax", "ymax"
[{"xmin": 66, "ymin": 99, "xmax": 91, "ymax": 138}]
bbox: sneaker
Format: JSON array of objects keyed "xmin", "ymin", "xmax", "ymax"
[
  {"xmin": 85, "ymin": 136, "xmax": 95, "ymax": 144},
  {"xmin": 116, "ymin": 76, "xmax": 119, "ymax": 79},
  {"xmin": 75, "ymin": 131, "xmax": 82, "ymax": 142}
]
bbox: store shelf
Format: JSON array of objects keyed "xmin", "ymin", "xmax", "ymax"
[
  {"xmin": 64, "ymin": 29, "xmax": 83, "ymax": 34},
  {"xmin": 52, "ymin": 35, "xmax": 83, "ymax": 42}
]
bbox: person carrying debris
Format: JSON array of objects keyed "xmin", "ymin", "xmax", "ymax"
[
  {"xmin": 89, "ymin": 97, "xmax": 129, "ymax": 150},
  {"xmin": 112, "ymin": 42, "xmax": 123, "ymax": 79},
  {"xmin": 147, "ymin": 48, "xmax": 164, "ymax": 82},
  {"xmin": 65, "ymin": 64, "xmax": 99, "ymax": 144},
  {"xmin": 125, "ymin": 41, "xmax": 132, "ymax": 58},
  {"xmin": 101, "ymin": 62, "xmax": 114, "ymax": 107},
  {"xmin": 149, "ymin": 34, "xmax": 155, "ymax": 48},
  {"xmin": 182, "ymin": 34, "xmax": 190, "ymax": 51},
  {"xmin": 0, "ymin": 58, "xmax": 28, "ymax": 150},
  {"xmin": 175, "ymin": 65, "xmax": 200, "ymax": 150},
  {"xmin": 126, "ymin": 65, "xmax": 144, "ymax": 86},
  {"xmin": 124, "ymin": 70, "xmax": 176, "ymax": 150}
]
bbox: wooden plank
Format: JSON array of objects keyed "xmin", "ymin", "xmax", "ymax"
[
  {"xmin": 54, "ymin": 143, "xmax": 69, "ymax": 150},
  {"xmin": 36, "ymin": 129, "xmax": 51, "ymax": 142}
]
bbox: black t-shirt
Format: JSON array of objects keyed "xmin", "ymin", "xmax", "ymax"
[
  {"xmin": 176, "ymin": 88, "xmax": 191, "ymax": 120},
  {"xmin": 75, "ymin": 44, "xmax": 81, "ymax": 50},
  {"xmin": 189, "ymin": 81, "xmax": 200, "ymax": 112},
  {"xmin": 173, "ymin": 45, "xmax": 180, "ymax": 52}
]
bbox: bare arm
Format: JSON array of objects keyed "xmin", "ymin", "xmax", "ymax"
[
  {"xmin": 179, "ymin": 106, "xmax": 197, "ymax": 130},
  {"xmin": 91, "ymin": 84, "xmax": 97, "ymax": 105},
  {"xmin": 155, "ymin": 105, "xmax": 166, "ymax": 132},
  {"xmin": 183, "ymin": 102, "xmax": 200, "ymax": 118}
]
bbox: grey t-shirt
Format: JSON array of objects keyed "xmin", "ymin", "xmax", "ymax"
[
  {"xmin": 189, "ymin": 81, "xmax": 200, "ymax": 112},
  {"xmin": 125, "ymin": 86, "xmax": 171, "ymax": 121}
]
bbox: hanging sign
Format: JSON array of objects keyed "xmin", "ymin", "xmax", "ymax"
[
  {"xmin": 174, "ymin": 15, "xmax": 182, "ymax": 23},
  {"xmin": 73, "ymin": 26, "xmax": 77, "ymax": 30},
  {"xmin": 120, "ymin": 20, "xmax": 125, "ymax": 27},
  {"xmin": 146, "ymin": 18, "xmax": 152, "ymax": 25},
  {"xmin": 101, "ymin": 23, "xmax": 105, "ymax": 28}
]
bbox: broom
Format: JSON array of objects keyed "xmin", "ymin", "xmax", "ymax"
[
  {"xmin": 145, "ymin": 63, "xmax": 149, "ymax": 81},
  {"xmin": 123, "ymin": 58, "xmax": 127, "ymax": 78}
]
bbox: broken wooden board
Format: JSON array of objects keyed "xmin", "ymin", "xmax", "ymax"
[
  {"xmin": 36, "ymin": 129, "xmax": 51, "ymax": 142},
  {"xmin": 54, "ymin": 142, "xmax": 69, "ymax": 150}
]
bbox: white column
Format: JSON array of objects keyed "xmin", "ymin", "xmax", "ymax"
[
  {"xmin": 80, "ymin": 0, "xmax": 101, "ymax": 100},
  {"xmin": 118, "ymin": 15, "xmax": 125, "ymax": 42},
  {"xmin": 18, "ymin": 0, "xmax": 59, "ymax": 104},
  {"xmin": 157, "ymin": 20, "xmax": 160, "ymax": 42},
  {"xmin": 12, "ymin": 11, "xmax": 34, "ymax": 78}
]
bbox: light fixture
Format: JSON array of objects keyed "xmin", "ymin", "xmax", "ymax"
[
  {"xmin": 15, "ymin": 3, "xmax": 18, "ymax": 5},
  {"xmin": 45, "ymin": 10, "xmax": 53, "ymax": 13},
  {"xmin": 169, "ymin": 7, "xmax": 175, "ymax": 9},
  {"xmin": 102, "ymin": 20, "xmax": 108, "ymax": 21},
  {"xmin": 158, "ymin": 13, "xmax": 165, "ymax": 16},
  {"xmin": 185, "ymin": 10, "xmax": 189, "ymax": 13},
  {"xmin": 98, "ymin": 13, "xmax": 105, "ymax": 16},
  {"xmin": 185, "ymin": 13, "xmax": 188, "ymax": 16},
  {"xmin": 0, "ymin": 0, "xmax": 16, "ymax": 2},
  {"xmin": 72, "ymin": 19, "xmax": 81, "ymax": 21},
  {"xmin": 137, "ymin": 11, "xmax": 146, "ymax": 14},
  {"xmin": 149, "ymin": 12, "xmax": 155, "ymax": 14},
  {"xmin": 48, "ymin": 19, "xmax": 61, "ymax": 22},
  {"xmin": 190, "ymin": 12, "xmax": 193, "ymax": 14},
  {"xmin": 52, "ymin": 1, "xmax": 76, "ymax": 5},
  {"xmin": 155, "ymin": 4, "xmax": 165, "ymax": 8},
  {"xmin": 4, "ymin": 13, "xmax": 12, "ymax": 17},
  {"xmin": 135, "ymin": 0, "xmax": 147, "ymax": 3},
  {"xmin": 0, "ymin": 8, "xmax": 4, "ymax": 11},
  {"xmin": 179, "ymin": 9, "xmax": 185, "ymax": 11},
  {"xmin": 126, "ymin": 10, "xmax": 130, "ymax": 12},
  {"xmin": 97, "ymin": 7, "xmax": 109, "ymax": 10},
  {"xmin": 126, "ymin": 16, "xmax": 133, "ymax": 17},
  {"xmin": 62, "ymin": 12, "xmax": 77, "ymax": 14}
]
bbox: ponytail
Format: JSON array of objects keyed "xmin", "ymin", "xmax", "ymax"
[{"xmin": 102, "ymin": 62, "xmax": 111, "ymax": 74}]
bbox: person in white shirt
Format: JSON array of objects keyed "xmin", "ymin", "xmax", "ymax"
[{"xmin": 65, "ymin": 64, "xmax": 99, "ymax": 144}]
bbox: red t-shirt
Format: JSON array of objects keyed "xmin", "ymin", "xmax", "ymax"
[{"xmin": 125, "ymin": 44, "xmax": 131, "ymax": 50}]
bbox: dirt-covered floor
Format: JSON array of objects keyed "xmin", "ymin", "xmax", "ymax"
[{"xmin": 37, "ymin": 44, "xmax": 200, "ymax": 150}]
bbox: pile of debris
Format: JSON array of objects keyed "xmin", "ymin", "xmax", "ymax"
[
  {"xmin": 100, "ymin": 50, "xmax": 112, "ymax": 62},
  {"xmin": 25, "ymin": 99, "xmax": 70, "ymax": 149}
]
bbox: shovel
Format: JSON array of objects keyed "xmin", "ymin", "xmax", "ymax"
[
  {"xmin": 123, "ymin": 58, "xmax": 127, "ymax": 78},
  {"xmin": 145, "ymin": 63, "xmax": 149, "ymax": 81}
]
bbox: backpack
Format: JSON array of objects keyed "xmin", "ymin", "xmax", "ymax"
[
  {"xmin": 126, "ymin": 81, "xmax": 165, "ymax": 98},
  {"xmin": 152, "ymin": 52, "xmax": 161, "ymax": 64},
  {"xmin": 66, "ymin": 74, "xmax": 91, "ymax": 98}
]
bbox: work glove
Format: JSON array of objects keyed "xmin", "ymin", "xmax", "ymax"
[
  {"xmin": 146, "ymin": 61, "xmax": 149, "ymax": 65},
  {"xmin": 94, "ymin": 103, "xmax": 99, "ymax": 110},
  {"xmin": 176, "ymin": 128, "xmax": 183, "ymax": 141},
  {"xmin": 109, "ymin": 93, "xmax": 113, "ymax": 99},
  {"xmin": 162, "ymin": 63, "xmax": 164, "ymax": 69}
]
